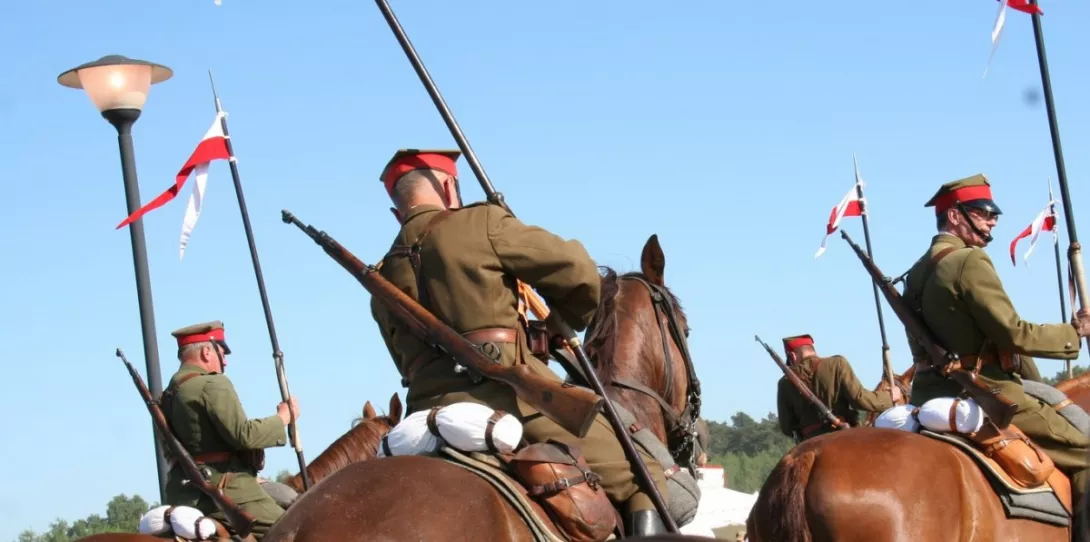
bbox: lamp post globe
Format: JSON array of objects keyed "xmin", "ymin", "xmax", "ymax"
[{"xmin": 59, "ymin": 55, "xmax": 173, "ymax": 502}]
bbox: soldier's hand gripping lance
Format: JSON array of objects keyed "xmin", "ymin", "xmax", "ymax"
[
  {"xmin": 115, "ymin": 348, "xmax": 256, "ymax": 538},
  {"xmin": 756, "ymin": 335, "xmax": 850, "ymax": 436},
  {"xmin": 839, "ymin": 230, "xmax": 1019, "ymax": 428}
]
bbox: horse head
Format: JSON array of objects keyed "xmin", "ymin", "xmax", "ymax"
[
  {"xmin": 285, "ymin": 392, "xmax": 403, "ymax": 493},
  {"xmin": 583, "ymin": 233, "xmax": 703, "ymax": 471},
  {"xmin": 864, "ymin": 363, "xmax": 915, "ymax": 425}
]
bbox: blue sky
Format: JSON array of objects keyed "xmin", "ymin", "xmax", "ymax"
[{"xmin": 3, "ymin": 0, "xmax": 1090, "ymax": 537}]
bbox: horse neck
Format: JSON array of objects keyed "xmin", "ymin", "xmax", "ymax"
[
  {"xmin": 286, "ymin": 418, "xmax": 391, "ymax": 492},
  {"xmin": 588, "ymin": 274, "xmax": 690, "ymax": 445}
]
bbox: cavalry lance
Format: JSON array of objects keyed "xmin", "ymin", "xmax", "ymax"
[
  {"xmin": 372, "ymin": 0, "xmax": 680, "ymax": 531},
  {"xmin": 1024, "ymin": 0, "xmax": 1090, "ymax": 349},
  {"xmin": 208, "ymin": 72, "xmax": 311, "ymax": 490}
]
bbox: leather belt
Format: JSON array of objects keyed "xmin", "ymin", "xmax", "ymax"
[
  {"xmin": 800, "ymin": 421, "xmax": 824, "ymax": 438},
  {"xmin": 914, "ymin": 353, "xmax": 1001, "ymax": 373},
  {"xmin": 401, "ymin": 327, "xmax": 518, "ymax": 387},
  {"xmin": 167, "ymin": 451, "xmax": 234, "ymax": 471}
]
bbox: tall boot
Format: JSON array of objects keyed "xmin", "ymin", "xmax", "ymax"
[{"xmin": 625, "ymin": 510, "xmax": 667, "ymax": 536}]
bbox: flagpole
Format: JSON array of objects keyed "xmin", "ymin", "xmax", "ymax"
[
  {"xmin": 1047, "ymin": 181, "xmax": 1070, "ymax": 378},
  {"xmin": 208, "ymin": 71, "xmax": 311, "ymax": 490},
  {"xmin": 853, "ymin": 155, "xmax": 895, "ymax": 390},
  {"xmin": 1026, "ymin": 1, "xmax": 1090, "ymax": 359}
]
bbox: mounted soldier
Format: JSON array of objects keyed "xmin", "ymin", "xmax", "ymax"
[
  {"xmin": 369, "ymin": 148, "xmax": 672, "ymax": 535},
  {"xmin": 901, "ymin": 173, "xmax": 1090, "ymax": 514},
  {"xmin": 160, "ymin": 321, "xmax": 300, "ymax": 540},
  {"xmin": 775, "ymin": 334, "xmax": 901, "ymax": 442}
]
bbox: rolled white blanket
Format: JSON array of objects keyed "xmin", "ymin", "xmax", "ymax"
[
  {"xmin": 432, "ymin": 402, "xmax": 523, "ymax": 454},
  {"xmin": 377, "ymin": 408, "xmax": 442, "ymax": 457},
  {"xmin": 138, "ymin": 504, "xmax": 217, "ymax": 540},
  {"xmin": 917, "ymin": 397, "xmax": 985, "ymax": 434},
  {"xmin": 874, "ymin": 404, "xmax": 921, "ymax": 433}
]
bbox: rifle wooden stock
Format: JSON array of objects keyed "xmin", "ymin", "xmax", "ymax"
[
  {"xmin": 756, "ymin": 336, "xmax": 850, "ymax": 432},
  {"xmin": 115, "ymin": 348, "xmax": 256, "ymax": 538},
  {"xmin": 839, "ymin": 231, "xmax": 1018, "ymax": 428},
  {"xmin": 281, "ymin": 211, "xmax": 603, "ymax": 438}
]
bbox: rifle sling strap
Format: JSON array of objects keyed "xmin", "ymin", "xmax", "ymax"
[
  {"xmin": 159, "ymin": 372, "xmax": 203, "ymax": 467},
  {"xmin": 908, "ymin": 245, "xmax": 962, "ymax": 367},
  {"xmin": 383, "ymin": 209, "xmax": 456, "ymax": 312},
  {"xmin": 794, "ymin": 356, "xmax": 827, "ymax": 434}
]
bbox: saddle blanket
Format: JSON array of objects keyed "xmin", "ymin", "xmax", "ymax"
[{"xmin": 920, "ymin": 429, "xmax": 1070, "ymax": 527}]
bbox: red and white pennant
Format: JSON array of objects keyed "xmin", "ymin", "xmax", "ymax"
[
  {"xmin": 116, "ymin": 113, "xmax": 230, "ymax": 260},
  {"xmin": 815, "ymin": 156, "xmax": 865, "ymax": 258},
  {"xmin": 1009, "ymin": 199, "xmax": 1057, "ymax": 266}
]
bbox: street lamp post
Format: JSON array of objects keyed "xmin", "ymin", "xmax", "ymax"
[{"xmin": 58, "ymin": 55, "xmax": 174, "ymax": 502}]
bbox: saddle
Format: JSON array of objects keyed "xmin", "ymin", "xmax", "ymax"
[
  {"xmin": 436, "ymin": 442, "xmax": 620, "ymax": 542},
  {"xmin": 919, "ymin": 426, "xmax": 1073, "ymax": 527}
]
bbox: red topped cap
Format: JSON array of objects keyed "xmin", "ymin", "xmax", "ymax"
[
  {"xmin": 171, "ymin": 320, "xmax": 231, "ymax": 354},
  {"xmin": 380, "ymin": 148, "xmax": 462, "ymax": 197},
  {"xmin": 782, "ymin": 334, "xmax": 814, "ymax": 356}
]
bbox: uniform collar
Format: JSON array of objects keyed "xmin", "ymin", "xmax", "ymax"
[
  {"xmin": 932, "ymin": 232, "xmax": 966, "ymax": 249},
  {"xmin": 177, "ymin": 362, "xmax": 217, "ymax": 377},
  {"xmin": 402, "ymin": 204, "xmax": 447, "ymax": 225}
]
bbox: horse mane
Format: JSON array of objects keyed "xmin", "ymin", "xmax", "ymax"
[
  {"xmin": 584, "ymin": 266, "xmax": 684, "ymax": 387},
  {"xmin": 287, "ymin": 412, "xmax": 395, "ymax": 492}
]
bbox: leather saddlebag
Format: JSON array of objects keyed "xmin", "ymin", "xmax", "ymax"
[
  {"xmin": 508, "ymin": 440, "xmax": 616, "ymax": 542},
  {"xmin": 969, "ymin": 422, "xmax": 1055, "ymax": 487}
]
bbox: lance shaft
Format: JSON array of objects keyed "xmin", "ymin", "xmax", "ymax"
[
  {"xmin": 373, "ymin": 0, "xmax": 677, "ymax": 530},
  {"xmin": 1027, "ymin": 2, "xmax": 1090, "ymax": 354},
  {"xmin": 208, "ymin": 72, "xmax": 311, "ymax": 490},
  {"xmin": 854, "ymin": 160, "xmax": 894, "ymax": 389},
  {"xmin": 373, "ymin": 0, "xmax": 510, "ymax": 215}
]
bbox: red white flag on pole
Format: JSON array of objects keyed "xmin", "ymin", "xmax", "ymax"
[
  {"xmin": 1009, "ymin": 200, "xmax": 1057, "ymax": 266},
  {"xmin": 115, "ymin": 113, "xmax": 230, "ymax": 259},
  {"xmin": 815, "ymin": 156, "xmax": 865, "ymax": 258},
  {"xmin": 985, "ymin": 0, "xmax": 1043, "ymax": 77}
]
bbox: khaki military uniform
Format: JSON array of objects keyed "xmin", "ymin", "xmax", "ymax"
[
  {"xmin": 162, "ymin": 363, "xmax": 288, "ymax": 538},
  {"xmin": 903, "ymin": 232, "xmax": 1090, "ymax": 500},
  {"xmin": 776, "ymin": 354, "xmax": 895, "ymax": 441},
  {"xmin": 371, "ymin": 202, "xmax": 669, "ymax": 515}
]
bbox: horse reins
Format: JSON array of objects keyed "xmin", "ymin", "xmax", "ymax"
[{"xmin": 603, "ymin": 275, "xmax": 704, "ymax": 473}]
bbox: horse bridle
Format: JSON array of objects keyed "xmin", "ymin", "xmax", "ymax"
[{"xmin": 602, "ymin": 275, "xmax": 704, "ymax": 474}]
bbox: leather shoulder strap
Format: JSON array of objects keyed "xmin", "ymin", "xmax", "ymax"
[
  {"xmin": 382, "ymin": 209, "xmax": 456, "ymax": 309},
  {"xmin": 160, "ymin": 372, "xmax": 203, "ymax": 440}
]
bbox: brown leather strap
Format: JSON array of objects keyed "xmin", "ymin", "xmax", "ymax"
[
  {"xmin": 160, "ymin": 372, "xmax": 205, "ymax": 467},
  {"xmin": 194, "ymin": 451, "xmax": 235, "ymax": 464},
  {"xmin": 426, "ymin": 407, "xmax": 441, "ymax": 437},
  {"xmin": 383, "ymin": 210, "xmax": 456, "ymax": 311},
  {"xmin": 484, "ymin": 410, "xmax": 506, "ymax": 453},
  {"xmin": 163, "ymin": 506, "xmax": 176, "ymax": 529},
  {"xmin": 949, "ymin": 398, "xmax": 961, "ymax": 432},
  {"xmin": 663, "ymin": 464, "xmax": 681, "ymax": 478},
  {"xmin": 527, "ymin": 471, "xmax": 601, "ymax": 497},
  {"xmin": 381, "ymin": 435, "xmax": 393, "ymax": 457},
  {"xmin": 216, "ymin": 472, "xmax": 233, "ymax": 492},
  {"xmin": 1054, "ymin": 398, "xmax": 1073, "ymax": 411},
  {"xmin": 463, "ymin": 328, "xmax": 517, "ymax": 345}
]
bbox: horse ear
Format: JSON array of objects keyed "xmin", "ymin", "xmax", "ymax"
[
  {"xmin": 389, "ymin": 392, "xmax": 403, "ymax": 424},
  {"xmin": 640, "ymin": 234, "xmax": 666, "ymax": 286},
  {"xmin": 363, "ymin": 401, "xmax": 377, "ymax": 420},
  {"xmin": 898, "ymin": 364, "xmax": 917, "ymax": 387}
]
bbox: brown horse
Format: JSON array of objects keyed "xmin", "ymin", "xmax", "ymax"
[
  {"xmin": 747, "ymin": 369, "xmax": 1088, "ymax": 541},
  {"xmin": 262, "ymin": 234, "xmax": 704, "ymax": 541},
  {"xmin": 861, "ymin": 364, "xmax": 916, "ymax": 427}
]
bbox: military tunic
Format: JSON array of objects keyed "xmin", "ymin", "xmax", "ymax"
[
  {"xmin": 902, "ymin": 233, "xmax": 1089, "ymax": 498},
  {"xmin": 776, "ymin": 354, "xmax": 895, "ymax": 441},
  {"xmin": 162, "ymin": 364, "xmax": 287, "ymax": 538},
  {"xmin": 371, "ymin": 202, "xmax": 669, "ymax": 515}
]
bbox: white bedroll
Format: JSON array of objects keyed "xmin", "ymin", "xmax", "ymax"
[
  {"xmin": 874, "ymin": 397, "xmax": 985, "ymax": 434},
  {"xmin": 378, "ymin": 401, "xmax": 523, "ymax": 457},
  {"xmin": 139, "ymin": 504, "xmax": 217, "ymax": 540}
]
